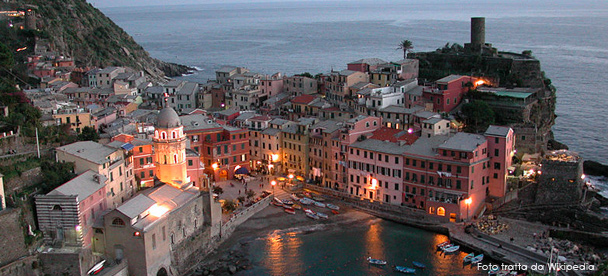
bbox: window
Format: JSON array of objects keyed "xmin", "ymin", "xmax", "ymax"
[
  {"xmin": 495, "ymin": 149, "xmax": 499, "ymax": 157},
  {"xmin": 152, "ymin": 234, "xmax": 157, "ymax": 250},
  {"xmin": 395, "ymin": 157, "xmax": 399, "ymax": 164},
  {"xmin": 139, "ymin": 158, "xmax": 144, "ymax": 165},
  {"xmin": 112, "ymin": 217, "xmax": 125, "ymax": 226},
  {"xmin": 149, "ymin": 170, "xmax": 153, "ymax": 177},
  {"xmin": 494, "ymin": 173, "xmax": 498, "ymax": 179},
  {"xmin": 437, "ymin": 207, "xmax": 445, "ymax": 216},
  {"xmin": 138, "ymin": 147, "xmax": 143, "ymax": 153},
  {"xmin": 470, "ymin": 180, "xmax": 474, "ymax": 189},
  {"xmin": 494, "ymin": 162, "xmax": 501, "ymax": 169},
  {"xmin": 456, "ymin": 180, "xmax": 461, "ymax": 189},
  {"xmin": 394, "ymin": 183, "xmax": 399, "ymax": 190},
  {"xmin": 188, "ymin": 160, "xmax": 193, "ymax": 166},
  {"xmin": 140, "ymin": 172, "xmax": 145, "ymax": 178},
  {"xmin": 457, "ymin": 166, "xmax": 461, "ymax": 174}
]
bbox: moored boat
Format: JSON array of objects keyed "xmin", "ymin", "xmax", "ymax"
[
  {"xmin": 317, "ymin": 212, "xmax": 328, "ymax": 219},
  {"xmin": 463, "ymin": 252, "xmax": 474, "ymax": 262},
  {"xmin": 326, "ymin": 203, "xmax": 339, "ymax": 210},
  {"xmin": 437, "ymin": 241, "xmax": 450, "ymax": 248},
  {"xmin": 470, "ymin": 254, "xmax": 484, "ymax": 264},
  {"xmin": 292, "ymin": 204, "xmax": 302, "ymax": 210},
  {"xmin": 299, "ymin": 198, "xmax": 313, "ymax": 205},
  {"xmin": 367, "ymin": 257, "xmax": 387, "ymax": 265},
  {"xmin": 282, "ymin": 199, "xmax": 294, "ymax": 206},
  {"xmin": 395, "ymin": 265, "xmax": 416, "ymax": 274},
  {"xmin": 306, "ymin": 212, "xmax": 319, "ymax": 220},
  {"xmin": 443, "ymin": 245, "xmax": 460, "ymax": 253},
  {"xmin": 331, "ymin": 209, "xmax": 339, "ymax": 215},
  {"xmin": 303, "ymin": 208, "xmax": 314, "ymax": 214},
  {"xmin": 412, "ymin": 261, "xmax": 426, "ymax": 269},
  {"xmin": 312, "ymin": 196, "xmax": 325, "ymax": 202},
  {"xmin": 290, "ymin": 194, "xmax": 301, "ymax": 201}
]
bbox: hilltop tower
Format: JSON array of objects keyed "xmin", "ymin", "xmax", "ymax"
[
  {"xmin": 464, "ymin": 17, "xmax": 496, "ymax": 55},
  {"xmin": 153, "ymin": 107, "xmax": 190, "ymax": 189},
  {"xmin": 25, "ymin": 8, "xmax": 36, "ymax": 30}
]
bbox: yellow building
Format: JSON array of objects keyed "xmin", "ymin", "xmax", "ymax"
[
  {"xmin": 281, "ymin": 118, "xmax": 317, "ymax": 176},
  {"xmin": 52, "ymin": 110, "xmax": 93, "ymax": 133},
  {"xmin": 153, "ymin": 107, "xmax": 189, "ymax": 189}
]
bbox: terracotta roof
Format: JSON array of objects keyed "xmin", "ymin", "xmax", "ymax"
[
  {"xmin": 291, "ymin": 94, "xmax": 316, "ymax": 104},
  {"xmin": 370, "ymin": 127, "xmax": 419, "ymax": 145}
]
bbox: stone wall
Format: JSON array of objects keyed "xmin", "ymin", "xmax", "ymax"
[
  {"xmin": 535, "ymin": 158, "xmax": 584, "ymax": 205},
  {"xmin": 4, "ymin": 167, "xmax": 42, "ymax": 193},
  {"xmin": 0, "ymin": 256, "xmax": 39, "ymax": 276},
  {"xmin": 0, "ymin": 209, "xmax": 29, "ymax": 267},
  {"xmin": 175, "ymin": 195, "xmax": 271, "ymax": 275},
  {"xmin": 39, "ymin": 248, "xmax": 97, "ymax": 276}
]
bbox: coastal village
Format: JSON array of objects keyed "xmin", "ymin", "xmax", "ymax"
[{"xmin": 0, "ymin": 3, "xmax": 607, "ymax": 276}]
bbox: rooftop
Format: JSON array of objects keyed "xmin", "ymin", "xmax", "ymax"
[
  {"xmin": 291, "ymin": 94, "xmax": 317, "ymax": 105},
  {"xmin": 348, "ymin": 58, "xmax": 387, "ymax": 65},
  {"xmin": 180, "ymin": 114, "xmax": 222, "ymax": 132},
  {"xmin": 56, "ymin": 141, "xmax": 118, "ymax": 165},
  {"xmin": 47, "ymin": 170, "xmax": 107, "ymax": 201},
  {"xmin": 438, "ymin": 132, "xmax": 486, "ymax": 152},
  {"xmin": 485, "ymin": 125, "xmax": 511, "ymax": 137},
  {"xmin": 436, "ymin": 75, "xmax": 466, "ymax": 83},
  {"xmin": 350, "ymin": 139, "xmax": 409, "ymax": 155}
]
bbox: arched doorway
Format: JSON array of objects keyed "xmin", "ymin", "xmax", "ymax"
[
  {"xmin": 157, "ymin": 267, "xmax": 168, "ymax": 276},
  {"xmin": 219, "ymin": 170, "xmax": 228, "ymax": 181}
]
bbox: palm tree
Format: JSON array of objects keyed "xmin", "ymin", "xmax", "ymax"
[{"xmin": 398, "ymin": 40, "xmax": 413, "ymax": 59}]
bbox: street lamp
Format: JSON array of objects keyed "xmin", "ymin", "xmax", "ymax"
[
  {"xmin": 464, "ymin": 197, "xmax": 472, "ymax": 221},
  {"xmin": 271, "ymin": 180, "xmax": 276, "ymax": 198}
]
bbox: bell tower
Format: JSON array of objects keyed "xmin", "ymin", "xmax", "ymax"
[{"xmin": 153, "ymin": 107, "xmax": 190, "ymax": 189}]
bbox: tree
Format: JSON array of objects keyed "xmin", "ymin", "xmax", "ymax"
[
  {"xmin": 212, "ymin": 186, "xmax": 224, "ymax": 195},
  {"xmin": 39, "ymin": 159, "xmax": 76, "ymax": 194},
  {"xmin": 245, "ymin": 189, "xmax": 256, "ymax": 201},
  {"xmin": 222, "ymin": 199, "xmax": 236, "ymax": 213},
  {"xmin": 78, "ymin": 126, "xmax": 99, "ymax": 141},
  {"xmin": 397, "ymin": 40, "xmax": 413, "ymax": 59},
  {"xmin": 461, "ymin": 100, "xmax": 495, "ymax": 133},
  {"xmin": 0, "ymin": 42, "xmax": 14, "ymax": 69},
  {"xmin": 296, "ymin": 72, "xmax": 314, "ymax": 78}
]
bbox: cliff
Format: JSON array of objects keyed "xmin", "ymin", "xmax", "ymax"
[{"xmin": 2, "ymin": 0, "xmax": 189, "ymax": 79}]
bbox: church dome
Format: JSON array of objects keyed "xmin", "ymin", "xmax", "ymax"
[{"xmin": 156, "ymin": 107, "xmax": 181, "ymax": 128}]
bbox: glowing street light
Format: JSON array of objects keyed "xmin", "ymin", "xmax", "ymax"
[
  {"xmin": 464, "ymin": 197, "xmax": 472, "ymax": 221},
  {"xmin": 211, "ymin": 163, "xmax": 218, "ymax": 170},
  {"xmin": 271, "ymin": 180, "xmax": 277, "ymax": 197}
]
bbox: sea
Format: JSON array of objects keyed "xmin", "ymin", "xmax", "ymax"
[{"xmin": 99, "ymin": 1, "xmax": 608, "ymax": 265}]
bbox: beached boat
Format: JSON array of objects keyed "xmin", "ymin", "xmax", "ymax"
[
  {"xmin": 312, "ymin": 196, "xmax": 325, "ymax": 202},
  {"xmin": 395, "ymin": 266, "xmax": 416, "ymax": 274},
  {"xmin": 314, "ymin": 201, "xmax": 326, "ymax": 208},
  {"xmin": 367, "ymin": 257, "xmax": 387, "ymax": 265},
  {"xmin": 282, "ymin": 199, "xmax": 294, "ymax": 206},
  {"xmin": 299, "ymin": 198, "xmax": 313, "ymax": 205},
  {"xmin": 412, "ymin": 261, "xmax": 426, "ymax": 269},
  {"xmin": 290, "ymin": 194, "xmax": 301, "ymax": 201},
  {"xmin": 303, "ymin": 191, "xmax": 312, "ymax": 198},
  {"xmin": 283, "ymin": 207, "xmax": 295, "ymax": 214},
  {"xmin": 489, "ymin": 269, "xmax": 511, "ymax": 276},
  {"xmin": 438, "ymin": 243, "xmax": 453, "ymax": 250},
  {"xmin": 326, "ymin": 203, "xmax": 339, "ymax": 210},
  {"xmin": 292, "ymin": 204, "xmax": 302, "ymax": 210},
  {"xmin": 272, "ymin": 197, "xmax": 283, "ymax": 207},
  {"xmin": 443, "ymin": 245, "xmax": 460, "ymax": 253},
  {"xmin": 470, "ymin": 254, "xmax": 484, "ymax": 264},
  {"xmin": 306, "ymin": 212, "xmax": 319, "ymax": 220},
  {"xmin": 304, "ymin": 208, "xmax": 314, "ymax": 214},
  {"xmin": 331, "ymin": 209, "xmax": 339, "ymax": 215},
  {"xmin": 436, "ymin": 241, "xmax": 450, "ymax": 248},
  {"xmin": 317, "ymin": 212, "xmax": 328, "ymax": 219}
]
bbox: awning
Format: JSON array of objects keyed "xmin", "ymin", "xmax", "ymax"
[
  {"xmin": 121, "ymin": 143, "xmax": 134, "ymax": 151},
  {"xmin": 235, "ymin": 167, "xmax": 249, "ymax": 175}
]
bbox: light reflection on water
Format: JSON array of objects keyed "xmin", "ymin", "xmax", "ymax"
[{"xmin": 239, "ymin": 219, "xmax": 486, "ymax": 276}]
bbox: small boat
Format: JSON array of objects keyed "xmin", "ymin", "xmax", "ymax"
[
  {"xmin": 290, "ymin": 194, "xmax": 301, "ymax": 201},
  {"xmin": 331, "ymin": 209, "xmax": 339, "ymax": 215},
  {"xmin": 489, "ymin": 269, "xmax": 510, "ymax": 276},
  {"xmin": 282, "ymin": 199, "xmax": 294, "ymax": 206},
  {"xmin": 299, "ymin": 198, "xmax": 313, "ymax": 205},
  {"xmin": 304, "ymin": 208, "xmax": 314, "ymax": 214},
  {"xmin": 284, "ymin": 207, "xmax": 295, "ymax": 214},
  {"xmin": 292, "ymin": 204, "xmax": 302, "ymax": 210},
  {"xmin": 272, "ymin": 197, "xmax": 283, "ymax": 207},
  {"xmin": 326, "ymin": 203, "xmax": 339, "ymax": 210},
  {"xmin": 443, "ymin": 245, "xmax": 460, "ymax": 253},
  {"xmin": 312, "ymin": 196, "xmax": 325, "ymax": 202},
  {"xmin": 438, "ymin": 243, "xmax": 453, "ymax": 250},
  {"xmin": 314, "ymin": 201, "xmax": 326, "ymax": 208},
  {"xmin": 306, "ymin": 212, "xmax": 319, "ymax": 220},
  {"xmin": 395, "ymin": 266, "xmax": 416, "ymax": 274},
  {"xmin": 317, "ymin": 212, "xmax": 328, "ymax": 219},
  {"xmin": 471, "ymin": 254, "xmax": 483, "ymax": 264},
  {"xmin": 367, "ymin": 257, "xmax": 387, "ymax": 265},
  {"xmin": 463, "ymin": 252, "xmax": 474, "ymax": 262},
  {"xmin": 303, "ymin": 191, "xmax": 312, "ymax": 198},
  {"xmin": 412, "ymin": 261, "xmax": 426, "ymax": 269},
  {"xmin": 488, "ymin": 267, "xmax": 500, "ymax": 275},
  {"xmin": 436, "ymin": 241, "xmax": 450, "ymax": 248}
]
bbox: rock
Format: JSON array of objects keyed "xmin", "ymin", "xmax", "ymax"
[{"xmin": 228, "ymin": 265, "xmax": 237, "ymax": 274}]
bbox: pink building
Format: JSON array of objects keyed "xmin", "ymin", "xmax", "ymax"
[
  {"xmin": 422, "ymin": 75, "xmax": 477, "ymax": 113},
  {"xmin": 259, "ymin": 73, "xmax": 284, "ymax": 98},
  {"xmin": 347, "ymin": 58, "xmax": 387, "ymax": 73},
  {"xmin": 484, "ymin": 126, "xmax": 515, "ymax": 198},
  {"xmin": 35, "ymin": 171, "xmax": 108, "ymax": 249}
]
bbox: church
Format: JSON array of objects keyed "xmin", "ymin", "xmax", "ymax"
[{"xmin": 95, "ymin": 106, "xmax": 222, "ymax": 276}]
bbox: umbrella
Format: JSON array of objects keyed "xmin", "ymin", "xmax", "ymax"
[
  {"xmin": 235, "ymin": 167, "xmax": 249, "ymax": 175},
  {"xmin": 296, "ymin": 176, "xmax": 305, "ymax": 181},
  {"xmin": 277, "ymin": 177, "xmax": 287, "ymax": 181}
]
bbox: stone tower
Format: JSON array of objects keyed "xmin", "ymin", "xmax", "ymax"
[
  {"xmin": 535, "ymin": 150, "xmax": 585, "ymax": 205},
  {"xmin": 470, "ymin": 17, "xmax": 485, "ymax": 50},
  {"xmin": 153, "ymin": 107, "xmax": 190, "ymax": 189},
  {"xmin": 25, "ymin": 8, "xmax": 36, "ymax": 30}
]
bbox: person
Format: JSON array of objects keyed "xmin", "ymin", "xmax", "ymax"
[{"xmin": 239, "ymin": 189, "xmax": 241, "ymax": 195}]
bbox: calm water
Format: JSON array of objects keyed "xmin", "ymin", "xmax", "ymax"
[
  {"xmin": 238, "ymin": 218, "xmax": 485, "ymax": 276},
  {"xmin": 102, "ymin": 0, "xmax": 608, "ymax": 167}
]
